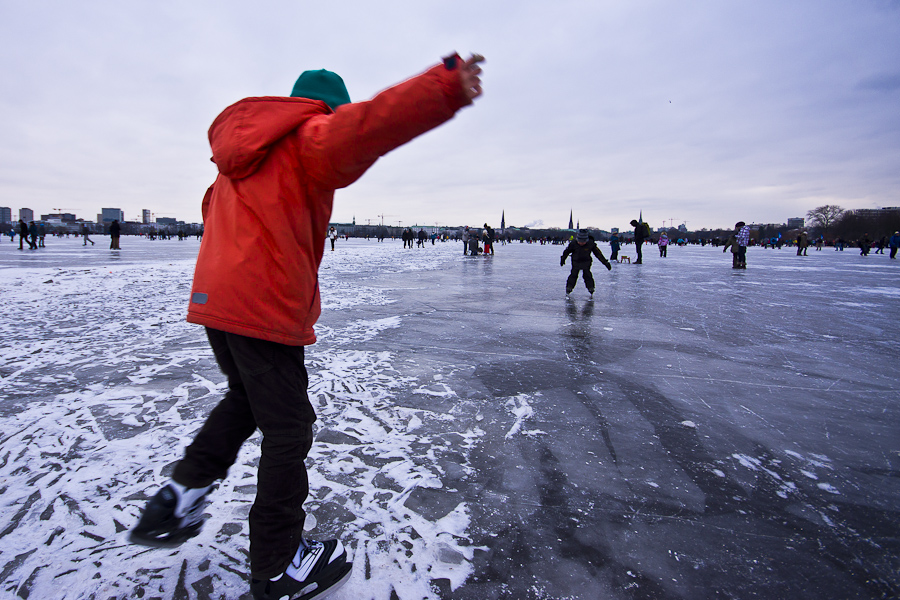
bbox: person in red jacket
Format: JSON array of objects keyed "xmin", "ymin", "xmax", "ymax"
[{"xmin": 130, "ymin": 52, "xmax": 484, "ymax": 600}]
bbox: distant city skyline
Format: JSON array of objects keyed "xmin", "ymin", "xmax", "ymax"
[
  {"xmin": 0, "ymin": 204, "xmax": 832, "ymax": 232},
  {"xmin": 8, "ymin": 207, "xmax": 791, "ymax": 230},
  {"xmin": 2, "ymin": 206, "xmax": 191, "ymax": 226}
]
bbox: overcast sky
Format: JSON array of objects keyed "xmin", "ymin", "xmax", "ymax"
[{"xmin": 1, "ymin": 0, "xmax": 898, "ymax": 231}]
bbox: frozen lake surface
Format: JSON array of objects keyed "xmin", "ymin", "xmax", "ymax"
[{"xmin": 1, "ymin": 236, "xmax": 898, "ymax": 599}]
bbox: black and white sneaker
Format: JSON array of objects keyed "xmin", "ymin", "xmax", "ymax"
[
  {"xmin": 128, "ymin": 481, "xmax": 214, "ymax": 548},
  {"xmin": 251, "ymin": 539, "xmax": 352, "ymax": 600}
]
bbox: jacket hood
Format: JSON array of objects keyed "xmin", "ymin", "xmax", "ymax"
[{"xmin": 209, "ymin": 96, "xmax": 329, "ymax": 179}]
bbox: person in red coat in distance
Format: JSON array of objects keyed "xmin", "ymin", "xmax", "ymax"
[{"xmin": 130, "ymin": 53, "xmax": 485, "ymax": 600}]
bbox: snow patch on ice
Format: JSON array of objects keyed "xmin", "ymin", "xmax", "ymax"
[
  {"xmin": 524, "ymin": 429, "xmax": 548, "ymax": 436},
  {"xmin": 504, "ymin": 394, "xmax": 536, "ymax": 439},
  {"xmin": 732, "ymin": 453, "xmax": 761, "ymax": 471},
  {"xmin": 731, "ymin": 453, "xmax": 804, "ymax": 500},
  {"xmin": 343, "ymin": 316, "xmax": 403, "ymax": 342},
  {"xmin": 0, "ymin": 242, "xmax": 484, "ymax": 600},
  {"xmin": 817, "ymin": 483, "xmax": 841, "ymax": 495},
  {"xmin": 413, "ymin": 382, "xmax": 458, "ymax": 398}
]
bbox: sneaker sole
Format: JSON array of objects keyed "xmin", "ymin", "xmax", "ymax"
[
  {"xmin": 303, "ymin": 564, "xmax": 352, "ymax": 600},
  {"xmin": 255, "ymin": 561, "xmax": 352, "ymax": 600}
]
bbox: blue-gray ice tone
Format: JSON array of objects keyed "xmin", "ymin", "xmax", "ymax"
[{"xmin": 0, "ymin": 237, "xmax": 897, "ymax": 599}]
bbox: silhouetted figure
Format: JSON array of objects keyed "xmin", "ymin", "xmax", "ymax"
[
  {"xmin": 18, "ymin": 219, "xmax": 27, "ymax": 250},
  {"xmin": 28, "ymin": 221, "xmax": 38, "ymax": 250},
  {"xmin": 110, "ymin": 220, "xmax": 121, "ymax": 250},
  {"xmin": 630, "ymin": 219, "xmax": 648, "ymax": 264}
]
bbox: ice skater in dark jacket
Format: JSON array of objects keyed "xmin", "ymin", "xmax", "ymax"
[{"xmin": 561, "ymin": 229, "xmax": 612, "ymax": 297}]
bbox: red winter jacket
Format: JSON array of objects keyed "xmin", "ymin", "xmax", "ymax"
[{"xmin": 187, "ymin": 58, "xmax": 471, "ymax": 345}]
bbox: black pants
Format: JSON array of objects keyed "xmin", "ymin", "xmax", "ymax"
[
  {"xmin": 635, "ymin": 242, "xmax": 643, "ymax": 263},
  {"xmin": 567, "ymin": 262, "xmax": 595, "ymax": 292},
  {"xmin": 173, "ymin": 328, "xmax": 315, "ymax": 579}
]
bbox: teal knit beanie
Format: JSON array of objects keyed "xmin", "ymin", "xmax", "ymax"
[{"xmin": 290, "ymin": 69, "xmax": 351, "ymax": 110}]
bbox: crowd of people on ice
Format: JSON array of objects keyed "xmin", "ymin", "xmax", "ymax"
[
  {"xmin": 9, "ymin": 219, "xmax": 203, "ymax": 249},
  {"xmin": 324, "ymin": 217, "xmax": 899, "ymax": 300},
  {"xmin": 14, "ymin": 213, "xmax": 897, "ymax": 266}
]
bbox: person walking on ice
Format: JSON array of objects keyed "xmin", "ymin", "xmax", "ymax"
[
  {"xmin": 110, "ymin": 219, "xmax": 121, "ymax": 250},
  {"xmin": 734, "ymin": 221, "xmax": 750, "ymax": 268},
  {"xmin": 561, "ymin": 229, "xmax": 612, "ymax": 297},
  {"xmin": 722, "ymin": 230, "xmax": 740, "ymax": 268},
  {"xmin": 482, "ymin": 223, "xmax": 495, "ymax": 255},
  {"xmin": 328, "ymin": 226, "xmax": 337, "ymax": 251},
  {"xmin": 658, "ymin": 231, "xmax": 669, "ymax": 257},
  {"xmin": 796, "ymin": 230, "xmax": 808, "ymax": 256},
  {"xmin": 630, "ymin": 218, "xmax": 649, "ymax": 264},
  {"xmin": 128, "ymin": 52, "xmax": 485, "ymax": 600},
  {"xmin": 27, "ymin": 221, "xmax": 38, "ymax": 250},
  {"xmin": 608, "ymin": 232, "xmax": 620, "ymax": 262},
  {"xmin": 17, "ymin": 219, "xmax": 28, "ymax": 250}
]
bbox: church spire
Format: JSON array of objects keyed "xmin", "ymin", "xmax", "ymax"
[{"xmin": 568, "ymin": 210, "xmax": 574, "ymax": 230}]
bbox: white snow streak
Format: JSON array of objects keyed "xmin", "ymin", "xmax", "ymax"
[{"xmin": 0, "ymin": 241, "xmax": 481, "ymax": 600}]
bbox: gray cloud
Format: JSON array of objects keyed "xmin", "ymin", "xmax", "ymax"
[{"xmin": 856, "ymin": 73, "xmax": 900, "ymax": 92}]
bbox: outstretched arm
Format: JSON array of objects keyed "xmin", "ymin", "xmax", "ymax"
[
  {"xmin": 301, "ymin": 53, "xmax": 485, "ymax": 189},
  {"xmin": 561, "ymin": 243, "xmax": 572, "ymax": 266},
  {"xmin": 593, "ymin": 245, "xmax": 612, "ymax": 270}
]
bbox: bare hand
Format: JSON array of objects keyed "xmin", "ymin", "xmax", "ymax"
[{"xmin": 460, "ymin": 54, "xmax": 485, "ymax": 101}]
